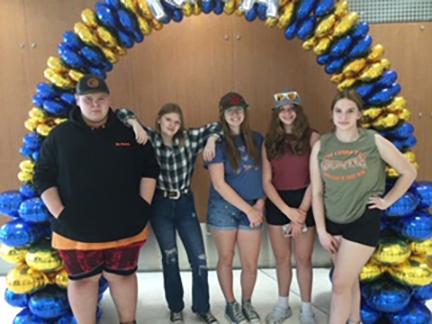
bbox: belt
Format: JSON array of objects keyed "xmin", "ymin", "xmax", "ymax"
[{"xmin": 157, "ymin": 188, "xmax": 189, "ymax": 200}]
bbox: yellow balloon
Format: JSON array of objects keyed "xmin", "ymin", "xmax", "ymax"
[
  {"xmin": 25, "ymin": 119, "xmax": 39, "ymax": 132},
  {"xmin": 342, "ymin": 59, "xmax": 367, "ymax": 77},
  {"xmin": 137, "ymin": 16, "xmax": 152, "ymax": 35},
  {"xmin": 330, "ymin": 73, "xmax": 344, "ymax": 84},
  {"xmin": 74, "ymin": 22, "xmax": 101, "ymax": 47},
  {"xmin": 411, "ymin": 239, "xmax": 432, "ymax": 256},
  {"xmin": 26, "ymin": 241, "xmax": 63, "ymax": 272},
  {"xmin": 183, "ymin": 3, "xmax": 193, "ymax": 16},
  {"xmin": 362, "ymin": 108, "xmax": 383, "ymax": 121},
  {"xmin": 193, "ymin": 2, "xmax": 202, "ymax": 15},
  {"xmin": 54, "ymin": 118, "xmax": 68, "ymax": 125},
  {"xmin": 20, "ymin": 160, "xmax": 35, "ymax": 173},
  {"xmin": 44, "ymin": 69, "xmax": 74, "ymax": 89},
  {"xmin": 96, "ymin": 26, "xmax": 119, "ymax": 48},
  {"xmin": 360, "ymin": 261, "xmax": 383, "ymax": 282},
  {"xmin": 150, "ymin": 18, "xmax": 164, "ymax": 31},
  {"xmin": 389, "ymin": 256, "xmax": 432, "ymax": 286},
  {"xmin": 29, "ymin": 108, "xmax": 46, "ymax": 123},
  {"xmin": 6, "ymin": 264, "xmax": 49, "ymax": 294},
  {"xmin": 359, "ymin": 59, "xmax": 390, "ymax": 82},
  {"xmin": 69, "ymin": 70, "xmax": 85, "ymax": 83},
  {"xmin": 403, "ymin": 151, "xmax": 416, "ymax": 163},
  {"xmin": 121, "ymin": 0, "xmax": 140, "ymax": 16},
  {"xmin": 387, "ymin": 96, "xmax": 407, "ymax": 113},
  {"xmin": 367, "ymin": 44, "xmax": 386, "ymax": 62},
  {"xmin": 277, "ymin": 1, "xmax": 296, "ymax": 29},
  {"xmin": 313, "ymin": 36, "xmax": 333, "ymax": 56},
  {"xmin": 334, "ymin": 0, "xmax": 349, "ymax": 18},
  {"xmin": 115, "ymin": 45, "xmax": 128, "ymax": 56},
  {"xmin": 101, "ymin": 47, "xmax": 119, "ymax": 64},
  {"xmin": 47, "ymin": 57, "xmax": 68, "ymax": 74},
  {"xmin": 18, "ymin": 171, "xmax": 33, "ymax": 182},
  {"xmin": 55, "ymin": 268, "xmax": 69, "ymax": 289},
  {"xmin": 37, "ymin": 124, "xmax": 54, "ymax": 137},
  {"xmin": 266, "ymin": 18, "xmax": 278, "ymax": 28},
  {"xmin": 137, "ymin": 0, "xmax": 155, "ymax": 20},
  {"xmin": 314, "ymin": 14, "xmax": 336, "ymax": 38},
  {"xmin": 0, "ymin": 244, "xmax": 28, "ymax": 264},
  {"xmin": 412, "ymin": 161, "xmax": 420, "ymax": 171},
  {"xmin": 333, "ymin": 12, "xmax": 359, "ymax": 38},
  {"xmin": 386, "ymin": 166, "xmax": 399, "ymax": 178},
  {"xmin": 302, "ymin": 36, "xmax": 318, "ymax": 51},
  {"xmin": 336, "ymin": 78, "xmax": 357, "ymax": 91},
  {"xmin": 361, "ymin": 122, "xmax": 371, "ymax": 129},
  {"xmin": 398, "ymin": 108, "xmax": 411, "ymax": 122},
  {"xmin": 81, "ymin": 9, "xmax": 98, "ymax": 28},
  {"xmin": 373, "ymin": 236, "xmax": 411, "ymax": 265},
  {"xmin": 372, "ymin": 113, "xmax": 399, "ymax": 129}
]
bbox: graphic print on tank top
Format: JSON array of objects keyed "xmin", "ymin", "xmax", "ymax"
[{"xmin": 321, "ymin": 150, "xmax": 368, "ymax": 182}]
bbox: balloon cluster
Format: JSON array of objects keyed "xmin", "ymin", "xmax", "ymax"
[{"xmin": 0, "ymin": 0, "xmax": 428, "ymax": 322}]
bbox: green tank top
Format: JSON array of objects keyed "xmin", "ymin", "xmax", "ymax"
[{"xmin": 318, "ymin": 129, "xmax": 386, "ymax": 224}]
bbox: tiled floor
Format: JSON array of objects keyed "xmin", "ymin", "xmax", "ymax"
[{"xmin": 1, "ymin": 268, "xmax": 331, "ymax": 323}]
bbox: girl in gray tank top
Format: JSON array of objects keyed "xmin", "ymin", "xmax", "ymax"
[{"xmin": 309, "ymin": 90, "xmax": 416, "ymax": 324}]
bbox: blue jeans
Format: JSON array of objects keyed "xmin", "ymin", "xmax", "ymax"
[{"xmin": 150, "ymin": 191, "xmax": 210, "ymax": 314}]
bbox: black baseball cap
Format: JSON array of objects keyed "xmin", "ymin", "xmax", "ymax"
[
  {"xmin": 219, "ymin": 92, "xmax": 249, "ymax": 111},
  {"xmin": 76, "ymin": 75, "xmax": 110, "ymax": 95}
]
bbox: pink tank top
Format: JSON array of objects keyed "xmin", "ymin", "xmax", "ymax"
[{"xmin": 270, "ymin": 130, "xmax": 314, "ymax": 191}]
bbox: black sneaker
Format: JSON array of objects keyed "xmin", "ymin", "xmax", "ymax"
[
  {"xmin": 197, "ymin": 312, "xmax": 219, "ymax": 324},
  {"xmin": 242, "ymin": 300, "xmax": 260, "ymax": 323},
  {"xmin": 170, "ymin": 311, "xmax": 184, "ymax": 324},
  {"xmin": 225, "ymin": 301, "xmax": 247, "ymax": 324}
]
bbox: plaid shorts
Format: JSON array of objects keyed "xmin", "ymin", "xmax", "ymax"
[{"xmin": 59, "ymin": 241, "xmax": 145, "ymax": 280}]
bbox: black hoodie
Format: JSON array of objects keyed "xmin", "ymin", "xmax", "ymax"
[{"xmin": 34, "ymin": 107, "xmax": 159, "ymax": 243}]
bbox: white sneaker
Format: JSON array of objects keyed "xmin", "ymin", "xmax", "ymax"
[
  {"xmin": 265, "ymin": 306, "xmax": 292, "ymax": 324},
  {"xmin": 300, "ymin": 311, "xmax": 316, "ymax": 324}
]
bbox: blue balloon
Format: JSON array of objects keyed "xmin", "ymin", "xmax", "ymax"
[
  {"xmin": 18, "ymin": 198, "xmax": 50, "ymax": 223},
  {"xmin": 375, "ymin": 70, "xmax": 398, "ymax": 88},
  {"xmin": 20, "ymin": 145, "xmax": 36, "ymax": 159},
  {"xmin": 202, "ymin": 0, "xmax": 214, "ymax": 14},
  {"xmin": 297, "ymin": 16, "xmax": 316, "ymax": 40},
  {"xmin": 347, "ymin": 35, "xmax": 373, "ymax": 59},
  {"xmin": 393, "ymin": 212, "xmax": 432, "ymax": 241},
  {"xmin": 330, "ymin": 35, "xmax": 353, "ymax": 58},
  {"xmin": 0, "ymin": 191, "xmax": 24, "ymax": 217},
  {"xmin": 33, "ymin": 94, "xmax": 45, "ymax": 109},
  {"xmin": 5, "ymin": 288, "xmax": 30, "ymax": 308},
  {"xmin": 36, "ymin": 83, "xmax": 58, "ymax": 100},
  {"xmin": 95, "ymin": 3, "xmax": 119, "ymax": 29},
  {"xmin": 385, "ymin": 192, "xmax": 418, "ymax": 217},
  {"xmin": 351, "ymin": 22, "xmax": 370, "ymax": 39},
  {"xmin": 29, "ymin": 287, "xmax": 70, "ymax": 319},
  {"xmin": 389, "ymin": 83, "xmax": 402, "ymax": 97},
  {"xmin": 384, "ymin": 123, "xmax": 414, "ymax": 140},
  {"xmin": 315, "ymin": 0, "xmax": 335, "ymax": 17},
  {"xmin": 213, "ymin": 0, "xmax": 224, "ymax": 15},
  {"xmin": 329, "ymin": 267, "xmax": 334, "ymax": 282},
  {"xmin": 58, "ymin": 47, "xmax": 86, "ymax": 69},
  {"xmin": 412, "ymin": 283, "xmax": 432, "ymax": 303},
  {"xmin": 118, "ymin": 30, "xmax": 135, "ymax": 48},
  {"xmin": 105, "ymin": 0, "xmax": 121, "ymax": 9},
  {"xmin": 360, "ymin": 302, "xmax": 382, "ymax": 324},
  {"xmin": 415, "ymin": 183, "xmax": 432, "ymax": 209},
  {"xmin": 356, "ymin": 83, "xmax": 376, "ymax": 99},
  {"xmin": 63, "ymin": 31, "xmax": 83, "ymax": 51},
  {"xmin": 172, "ymin": 9, "xmax": 184, "ymax": 22},
  {"xmin": 387, "ymin": 300, "xmax": 431, "ymax": 324},
  {"xmin": 317, "ymin": 54, "xmax": 332, "ymax": 65},
  {"xmin": 0, "ymin": 219, "xmax": 45, "ymax": 247},
  {"xmin": 325, "ymin": 57, "xmax": 346, "ymax": 74},
  {"xmin": 363, "ymin": 278, "xmax": 411, "ymax": 313},
  {"xmin": 393, "ymin": 135, "xmax": 417, "ymax": 151},
  {"xmin": 257, "ymin": 3, "xmax": 267, "ymax": 16},
  {"xmin": 99, "ymin": 276, "xmax": 109, "ymax": 294},
  {"xmin": 32, "ymin": 151, "xmax": 40, "ymax": 162},
  {"xmin": 367, "ymin": 88, "xmax": 395, "ymax": 106},
  {"xmin": 60, "ymin": 93, "xmax": 76, "ymax": 107},
  {"xmin": 285, "ymin": 21, "xmax": 299, "ymax": 40},
  {"xmin": 102, "ymin": 60, "xmax": 114, "ymax": 72},
  {"xmin": 24, "ymin": 134, "xmax": 43, "ymax": 149},
  {"xmin": 88, "ymin": 67, "xmax": 107, "ymax": 80},
  {"xmin": 13, "ymin": 308, "xmax": 51, "ymax": 324},
  {"xmin": 133, "ymin": 30, "xmax": 145, "ymax": 43},
  {"xmin": 297, "ymin": 0, "xmax": 317, "ymax": 21},
  {"xmin": 20, "ymin": 184, "xmax": 38, "ymax": 199},
  {"xmin": 244, "ymin": 5, "xmax": 258, "ymax": 21},
  {"xmin": 43, "ymin": 100, "xmax": 69, "ymax": 116},
  {"xmin": 81, "ymin": 46, "xmax": 105, "ymax": 67},
  {"xmin": 117, "ymin": 9, "xmax": 138, "ymax": 34}
]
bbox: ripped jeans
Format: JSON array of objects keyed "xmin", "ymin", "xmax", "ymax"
[{"xmin": 150, "ymin": 191, "xmax": 210, "ymax": 314}]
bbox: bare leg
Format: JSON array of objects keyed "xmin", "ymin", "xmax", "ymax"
[{"xmin": 68, "ymin": 274, "xmax": 101, "ymax": 324}]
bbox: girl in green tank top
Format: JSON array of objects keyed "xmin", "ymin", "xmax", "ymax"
[{"xmin": 309, "ymin": 90, "xmax": 416, "ymax": 324}]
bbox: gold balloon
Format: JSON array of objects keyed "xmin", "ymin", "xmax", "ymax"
[
  {"xmin": 54, "ymin": 118, "xmax": 68, "ymax": 125},
  {"xmin": 6, "ymin": 264, "xmax": 49, "ymax": 294},
  {"xmin": 101, "ymin": 47, "xmax": 119, "ymax": 64},
  {"xmin": 266, "ymin": 18, "xmax": 278, "ymax": 28},
  {"xmin": 334, "ymin": 0, "xmax": 349, "ymax": 18},
  {"xmin": 150, "ymin": 18, "xmax": 164, "ymax": 31},
  {"xmin": 398, "ymin": 108, "xmax": 411, "ymax": 122},
  {"xmin": 331, "ymin": 73, "xmax": 344, "ymax": 84},
  {"xmin": 386, "ymin": 166, "xmax": 399, "ymax": 178},
  {"xmin": 0, "ymin": 244, "xmax": 28, "ymax": 264},
  {"xmin": 313, "ymin": 36, "xmax": 333, "ymax": 55},
  {"xmin": 37, "ymin": 124, "xmax": 54, "ymax": 137},
  {"xmin": 55, "ymin": 268, "xmax": 69, "ymax": 289},
  {"xmin": 302, "ymin": 36, "xmax": 318, "ymax": 51},
  {"xmin": 277, "ymin": 1, "xmax": 296, "ymax": 29},
  {"xmin": 26, "ymin": 241, "xmax": 63, "ymax": 272},
  {"xmin": 367, "ymin": 44, "xmax": 385, "ymax": 62},
  {"xmin": 183, "ymin": 3, "xmax": 193, "ymax": 16},
  {"xmin": 411, "ymin": 239, "xmax": 432, "ymax": 256},
  {"xmin": 373, "ymin": 236, "xmax": 411, "ymax": 265},
  {"xmin": 389, "ymin": 256, "xmax": 432, "ymax": 286},
  {"xmin": 342, "ymin": 59, "xmax": 367, "ymax": 77},
  {"xmin": 224, "ymin": 0, "xmax": 235, "ymax": 15},
  {"xmin": 337, "ymin": 78, "xmax": 357, "ymax": 91},
  {"xmin": 20, "ymin": 160, "xmax": 35, "ymax": 173},
  {"xmin": 193, "ymin": 2, "xmax": 202, "ymax": 15},
  {"xmin": 121, "ymin": 0, "xmax": 140, "ymax": 16},
  {"xmin": 314, "ymin": 14, "xmax": 336, "ymax": 38},
  {"xmin": 362, "ymin": 108, "xmax": 383, "ymax": 121},
  {"xmin": 29, "ymin": 108, "xmax": 46, "ymax": 123},
  {"xmin": 387, "ymin": 96, "xmax": 407, "ymax": 113},
  {"xmin": 25, "ymin": 119, "xmax": 38, "ymax": 132},
  {"xmin": 333, "ymin": 12, "xmax": 359, "ymax": 38},
  {"xmin": 137, "ymin": 0, "xmax": 155, "ymax": 20},
  {"xmin": 74, "ymin": 22, "xmax": 101, "ymax": 47},
  {"xmin": 358, "ymin": 59, "xmax": 390, "ymax": 82},
  {"xmin": 69, "ymin": 70, "xmax": 85, "ymax": 83},
  {"xmin": 44, "ymin": 69, "xmax": 74, "ymax": 89},
  {"xmin": 115, "ymin": 45, "xmax": 128, "ymax": 56},
  {"xmin": 360, "ymin": 261, "xmax": 383, "ymax": 282},
  {"xmin": 81, "ymin": 9, "xmax": 98, "ymax": 28},
  {"xmin": 403, "ymin": 151, "xmax": 416, "ymax": 163},
  {"xmin": 18, "ymin": 171, "xmax": 33, "ymax": 182},
  {"xmin": 96, "ymin": 26, "xmax": 119, "ymax": 48},
  {"xmin": 137, "ymin": 16, "xmax": 152, "ymax": 35},
  {"xmin": 361, "ymin": 122, "xmax": 371, "ymax": 129},
  {"xmin": 47, "ymin": 57, "xmax": 68, "ymax": 74},
  {"xmin": 412, "ymin": 161, "xmax": 420, "ymax": 171},
  {"xmin": 372, "ymin": 113, "xmax": 399, "ymax": 129}
]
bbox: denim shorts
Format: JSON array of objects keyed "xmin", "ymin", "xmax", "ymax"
[{"xmin": 207, "ymin": 191, "xmax": 263, "ymax": 231}]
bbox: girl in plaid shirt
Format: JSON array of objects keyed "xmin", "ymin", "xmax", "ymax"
[{"xmin": 117, "ymin": 104, "xmax": 220, "ymax": 324}]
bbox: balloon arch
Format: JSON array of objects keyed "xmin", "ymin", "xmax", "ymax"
[{"xmin": 1, "ymin": 0, "xmax": 432, "ymax": 322}]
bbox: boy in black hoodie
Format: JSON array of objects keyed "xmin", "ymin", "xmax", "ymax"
[{"xmin": 34, "ymin": 75, "xmax": 159, "ymax": 324}]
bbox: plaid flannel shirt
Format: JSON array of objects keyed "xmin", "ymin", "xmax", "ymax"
[{"xmin": 117, "ymin": 108, "xmax": 222, "ymax": 191}]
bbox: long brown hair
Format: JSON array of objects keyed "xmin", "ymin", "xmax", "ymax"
[
  {"xmin": 330, "ymin": 89, "xmax": 364, "ymax": 128},
  {"xmin": 265, "ymin": 104, "xmax": 310, "ymax": 160},
  {"xmin": 155, "ymin": 103, "xmax": 185, "ymax": 147},
  {"xmin": 219, "ymin": 108, "xmax": 261, "ymax": 171}
]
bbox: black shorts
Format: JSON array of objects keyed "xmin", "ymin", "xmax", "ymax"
[
  {"xmin": 326, "ymin": 208, "xmax": 382, "ymax": 247},
  {"xmin": 265, "ymin": 187, "xmax": 315, "ymax": 227}
]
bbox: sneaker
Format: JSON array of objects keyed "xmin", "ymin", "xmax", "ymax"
[
  {"xmin": 300, "ymin": 311, "xmax": 316, "ymax": 324},
  {"xmin": 242, "ymin": 300, "xmax": 261, "ymax": 323},
  {"xmin": 265, "ymin": 306, "xmax": 292, "ymax": 324},
  {"xmin": 225, "ymin": 301, "xmax": 247, "ymax": 324},
  {"xmin": 197, "ymin": 312, "xmax": 219, "ymax": 324},
  {"xmin": 170, "ymin": 312, "xmax": 184, "ymax": 324}
]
